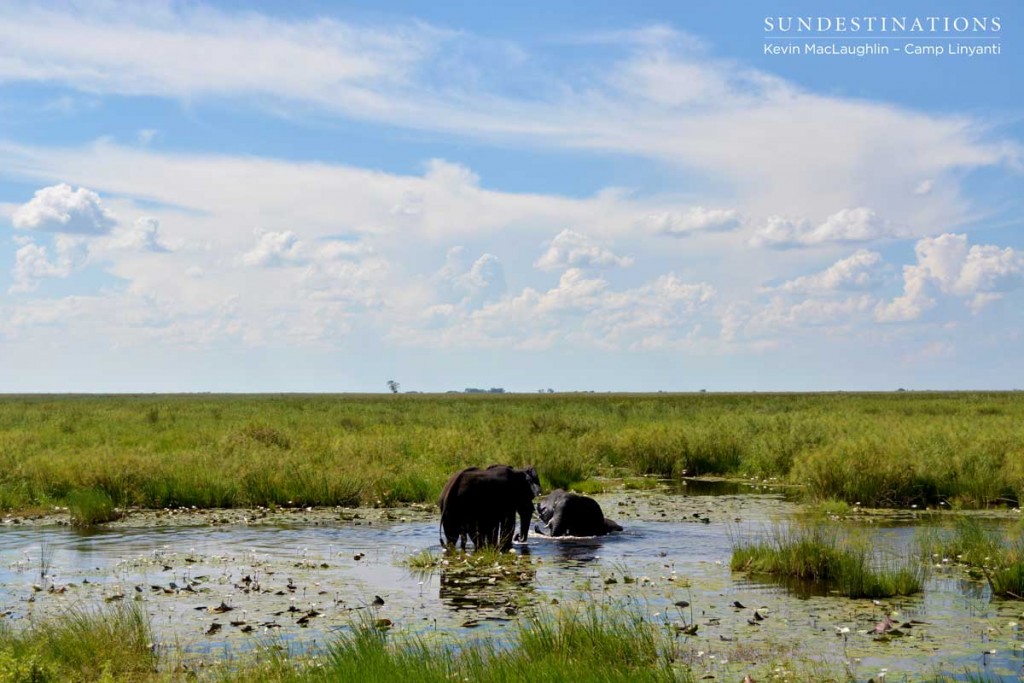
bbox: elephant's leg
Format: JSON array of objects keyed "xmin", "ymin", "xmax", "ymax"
[
  {"xmin": 498, "ymin": 512, "xmax": 515, "ymax": 550},
  {"xmin": 517, "ymin": 502, "xmax": 534, "ymax": 542},
  {"xmin": 470, "ymin": 520, "xmax": 484, "ymax": 549},
  {"xmin": 441, "ymin": 515, "xmax": 460, "ymax": 548},
  {"xmin": 486, "ymin": 519, "xmax": 501, "ymax": 548}
]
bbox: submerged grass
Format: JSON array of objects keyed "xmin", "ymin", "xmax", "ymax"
[
  {"xmin": 1, "ymin": 392, "xmax": 1023, "ymax": 513},
  {"xmin": 731, "ymin": 524, "xmax": 925, "ymax": 598}
]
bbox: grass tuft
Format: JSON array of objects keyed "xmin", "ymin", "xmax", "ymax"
[
  {"xmin": 983, "ymin": 539, "xmax": 1024, "ymax": 599},
  {"xmin": 731, "ymin": 524, "xmax": 924, "ymax": 598},
  {"xmin": 917, "ymin": 515, "xmax": 1003, "ymax": 568},
  {"xmin": 66, "ymin": 488, "xmax": 120, "ymax": 527},
  {"xmin": 402, "ymin": 548, "xmax": 443, "ymax": 570},
  {"xmin": 0, "ymin": 603, "xmax": 155, "ymax": 682},
  {"xmin": 311, "ymin": 603, "xmax": 682, "ymax": 683}
]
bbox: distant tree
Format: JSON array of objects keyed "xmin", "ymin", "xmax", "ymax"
[{"xmin": 386, "ymin": 380, "xmax": 400, "ymax": 394}]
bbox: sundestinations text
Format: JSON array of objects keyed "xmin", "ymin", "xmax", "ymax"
[{"xmin": 764, "ymin": 16, "xmax": 1000, "ymax": 34}]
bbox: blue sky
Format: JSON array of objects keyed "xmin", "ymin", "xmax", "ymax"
[{"xmin": 0, "ymin": 1, "xmax": 1021, "ymax": 392}]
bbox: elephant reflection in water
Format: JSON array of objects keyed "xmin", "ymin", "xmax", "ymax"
[{"xmin": 438, "ymin": 551, "xmax": 537, "ymax": 614}]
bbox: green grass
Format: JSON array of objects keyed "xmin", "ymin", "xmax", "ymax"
[
  {"xmin": 622, "ymin": 477, "xmax": 660, "ymax": 491},
  {"xmin": 0, "ymin": 603, "xmax": 155, "ymax": 683},
  {"xmin": 731, "ymin": 524, "xmax": 925, "ymax": 598},
  {"xmin": 1, "ymin": 392, "xmax": 1023, "ymax": 513},
  {"xmin": 219, "ymin": 603, "xmax": 686, "ymax": 683},
  {"xmin": 803, "ymin": 498, "xmax": 853, "ymax": 519},
  {"xmin": 6, "ymin": 598, "xmax": 998, "ymax": 683},
  {"xmin": 66, "ymin": 488, "xmax": 121, "ymax": 527},
  {"xmin": 0, "ymin": 601, "xmax": 687, "ymax": 683}
]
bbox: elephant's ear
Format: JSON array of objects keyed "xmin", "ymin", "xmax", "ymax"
[{"xmin": 525, "ymin": 466, "xmax": 542, "ymax": 497}]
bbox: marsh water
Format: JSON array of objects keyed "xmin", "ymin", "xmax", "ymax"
[{"xmin": 2, "ymin": 483, "xmax": 1023, "ymax": 681}]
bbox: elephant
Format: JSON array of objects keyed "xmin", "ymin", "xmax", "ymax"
[
  {"xmin": 535, "ymin": 489, "xmax": 622, "ymax": 537},
  {"xmin": 439, "ymin": 464, "xmax": 542, "ymax": 551}
]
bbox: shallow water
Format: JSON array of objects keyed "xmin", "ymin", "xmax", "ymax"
[{"xmin": 2, "ymin": 490, "xmax": 1023, "ymax": 681}]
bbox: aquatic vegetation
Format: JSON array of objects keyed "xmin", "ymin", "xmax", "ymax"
[
  {"xmin": 622, "ymin": 477, "xmax": 660, "ymax": 491},
  {"xmin": 402, "ymin": 548, "xmax": 443, "ymax": 569},
  {"xmin": 731, "ymin": 524, "xmax": 924, "ymax": 598},
  {"xmin": 66, "ymin": 488, "xmax": 121, "ymax": 527},
  {"xmin": 916, "ymin": 516, "xmax": 1024, "ymax": 598},
  {"xmin": 917, "ymin": 516, "xmax": 1004, "ymax": 568},
  {"xmin": 0, "ymin": 603, "xmax": 155, "ymax": 682},
  {"xmin": 804, "ymin": 498, "xmax": 853, "ymax": 519},
  {"xmin": 1, "ymin": 392, "xmax": 1023, "ymax": 513},
  {"xmin": 984, "ymin": 540, "xmax": 1024, "ymax": 599},
  {"xmin": 568, "ymin": 478, "xmax": 608, "ymax": 494}
]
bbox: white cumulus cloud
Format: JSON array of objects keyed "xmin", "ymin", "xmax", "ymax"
[
  {"xmin": 876, "ymin": 233, "xmax": 1024, "ymax": 322},
  {"xmin": 9, "ymin": 235, "xmax": 88, "ymax": 292},
  {"xmin": 239, "ymin": 230, "xmax": 304, "ymax": 267},
  {"xmin": 434, "ymin": 248, "xmax": 506, "ymax": 306},
  {"xmin": 724, "ymin": 294, "xmax": 877, "ymax": 343},
  {"xmin": 108, "ymin": 217, "xmax": 168, "ymax": 252},
  {"xmin": 402, "ymin": 266, "xmax": 714, "ymax": 351},
  {"xmin": 751, "ymin": 208, "xmax": 897, "ymax": 248},
  {"xmin": 774, "ymin": 250, "xmax": 884, "ymax": 294},
  {"xmin": 643, "ymin": 207, "xmax": 740, "ymax": 237},
  {"xmin": 12, "ymin": 183, "xmax": 116, "ymax": 234},
  {"xmin": 535, "ymin": 229, "xmax": 633, "ymax": 270}
]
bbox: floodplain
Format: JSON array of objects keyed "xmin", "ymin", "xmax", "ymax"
[{"xmin": 2, "ymin": 393, "xmax": 1024, "ymax": 681}]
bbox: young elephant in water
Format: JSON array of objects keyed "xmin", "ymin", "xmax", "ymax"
[{"xmin": 535, "ymin": 489, "xmax": 623, "ymax": 537}]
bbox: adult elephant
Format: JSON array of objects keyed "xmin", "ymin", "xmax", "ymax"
[
  {"xmin": 439, "ymin": 464, "xmax": 542, "ymax": 551},
  {"xmin": 535, "ymin": 489, "xmax": 622, "ymax": 537}
]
